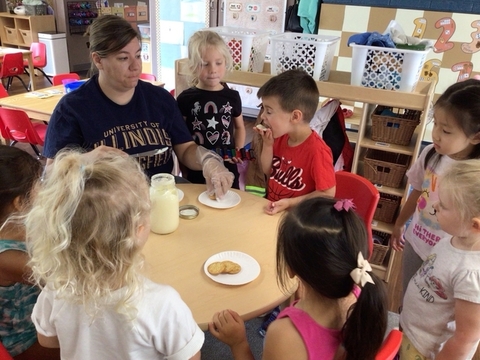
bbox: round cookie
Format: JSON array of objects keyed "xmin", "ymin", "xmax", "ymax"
[
  {"xmin": 223, "ymin": 260, "xmax": 241, "ymax": 274},
  {"xmin": 208, "ymin": 261, "xmax": 226, "ymax": 275}
]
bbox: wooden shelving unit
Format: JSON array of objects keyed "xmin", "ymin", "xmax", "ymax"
[
  {"xmin": 0, "ymin": 13, "xmax": 56, "ymax": 48},
  {"xmin": 66, "ymin": 1, "xmax": 98, "ymax": 35},
  {"xmin": 175, "ymin": 58, "xmax": 436, "ymax": 283}
]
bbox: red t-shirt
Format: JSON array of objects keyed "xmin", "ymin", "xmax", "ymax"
[{"xmin": 267, "ymin": 131, "xmax": 335, "ymax": 202}]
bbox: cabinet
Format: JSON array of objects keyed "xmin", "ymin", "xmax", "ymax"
[
  {"xmin": 0, "ymin": 13, "xmax": 56, "ymax": 48},
  {"xmin": 174, "ymin": 58, "xmax": 436, "ymax": 283}
]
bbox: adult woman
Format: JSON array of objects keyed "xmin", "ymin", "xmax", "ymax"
[{"xmin": 43, "ymin": 15, "xmax": 232, "ymax": 198}]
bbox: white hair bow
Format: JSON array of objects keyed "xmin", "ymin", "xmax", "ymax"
[{"xmin": 350, "ymin": 252, "xmax": 375, "ymax": 287}]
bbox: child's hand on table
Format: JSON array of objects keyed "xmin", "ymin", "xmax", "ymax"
[{"xmin": 264, "ymin": 199, "xmax": 289, "ymax": 215}]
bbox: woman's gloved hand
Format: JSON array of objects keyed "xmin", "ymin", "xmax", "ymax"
[{"xmin": 196, "ymin": 146, "xmax": 234, "ymax": 199}]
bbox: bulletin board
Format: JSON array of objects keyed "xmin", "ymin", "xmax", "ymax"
[
  {"xmin": 223, "ymin": 0, "xmax": 287, "ymax": 35},
  {"xmin": 318, "ymin": 4, "xmax": 480, "ymax": 103}
]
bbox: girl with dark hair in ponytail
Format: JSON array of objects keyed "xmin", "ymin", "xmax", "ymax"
[{"xmin": 209, "ymin": 196, "xmax": 388, "ymax": 360}]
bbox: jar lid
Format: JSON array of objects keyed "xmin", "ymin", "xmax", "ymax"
[{"xmin": 179, "ymin": 205, "xmax": 199, "ymax": 220}]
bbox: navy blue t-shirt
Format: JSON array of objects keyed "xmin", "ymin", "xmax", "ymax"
[{"xmin": 44, "ymin": 75, "xmax": 193, "ymax": 177}]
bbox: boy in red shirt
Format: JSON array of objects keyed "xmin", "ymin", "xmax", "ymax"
[{"xmin": 254, "ymin": 69, "xmax": 336, "ymax": 215}]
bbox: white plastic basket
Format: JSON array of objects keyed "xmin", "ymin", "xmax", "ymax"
[
  {"xmin": 210, "ymin": 26, "xmax": 269, "ymax": 72},
  {"xmin": 270, "ymin": 33, "xmax": 340, "ymax": 81},
  {"xmin": 350, "ymin": 43, "xmax": 429, "ymax": 92}
]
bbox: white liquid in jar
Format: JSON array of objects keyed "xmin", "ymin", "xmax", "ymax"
[{"xmin": 149, "ymin": 174, "xmax": 179, "ymax": 234}]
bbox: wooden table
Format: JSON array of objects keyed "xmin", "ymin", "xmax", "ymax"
[
  {"xmin": 0, "ymin": 84, "xmax": 63, "ymax": 121},
  {"xmin": 0, "ymin": 46, "xmax": 36, "ymax": 91},
  {"xmin": 0, "ymin": 80, "xmax": 166, "ymax": 122},
  {"xmin": 142, "ymin": 184, "xmax": 293, "ymax": 330}
]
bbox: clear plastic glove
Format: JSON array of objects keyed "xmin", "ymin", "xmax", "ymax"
[{"xmin": 196, "ymin": 146, "xmax": 234, "ymax": 200}]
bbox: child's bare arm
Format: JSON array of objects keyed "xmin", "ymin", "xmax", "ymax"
[
  {"xmin": 189, "ymin": 351, "xmax": 201, "ymax": 360},
  {"xmin": 264, "ymin": 189, "xmax": 335, "ymax": 215},
  {"xmin": 208, "ymin": 309, "xmax": 255, "ymax": 360},
  {"xmin": 0, "ymin": 251, "xmax": 32, "ymax": 285},
  {"xmin": 263, "ymin": 317, "xmax": 307, "ymax": 359},
  {"xmin": 258, "ymin": 129, "xmax": 274, "ymax": 176},
  {"xmin": 37, "ymin": 333, "xmax": 60, "ymax": 348},
  {"xmin": 391, "ymin": 188, "xmax": 422, "ymax": 251},
  {"xmin": 233, "ymin": 114, "xmax": 246, "ymax": 150},
  {"xmin": 435, "ymin": 299, "xmax": 480, "ymax": 360}
]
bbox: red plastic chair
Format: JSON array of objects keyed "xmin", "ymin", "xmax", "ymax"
[
  {"xmin": 335, "ymin": 171, "xmax": 379, "ymax": 259},
  {"xmin": 52, "ymin": 72, "xmax": 81, "ymax": 86},
  {"xmin": 0, "ymin": 83, "xmax": 8, "ymax": 143},
  {"xmin": 0, "ymin": 342, "xmax": 13, "ymax": 360},
  {"xmin": 0, "ymin": 107, "xmax": 47, "ymax": 157},
  {"xmin": 0, "ymin": 52, "xmax": 29, "ymax": 91},
  {"xmin": 375, "ymin": 329, "xmax": 403, "ymax": 360},
  {"xmin": 139, "ymin": 73, "xmax": 156, "ymax": 81},
  {"xmin": 24, "ymin": 42, "xmax": 52, "ymax": 86},
  {"xmin": 0, "ymin": 83, "xmax": 9, "ymax": 98}
]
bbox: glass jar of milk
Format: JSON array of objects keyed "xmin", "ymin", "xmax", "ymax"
[{"xmin": 150, "ymin": 173, "xmax": 179, "ymax": 234}]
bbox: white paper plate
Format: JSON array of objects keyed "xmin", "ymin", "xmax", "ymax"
[
  {"xmin": 204, "ymin": 251, "xmax": 260, "ymax": 285},
  {"xmin": 177, "ymin": 188, "xmax": 184, "ymax": 202},
  {"xmin": 198, "ymin": 191, "xmax": 241, "ymax": 209}
]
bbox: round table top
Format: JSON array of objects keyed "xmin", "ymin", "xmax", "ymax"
[{"xmin": 141, "ymin": 183, "xmax": 292, "ymax": 330}]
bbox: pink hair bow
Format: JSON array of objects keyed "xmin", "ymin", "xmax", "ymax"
[{"xmin": 334, "ymin": 199, "xmax": 355, "ymax": 212}]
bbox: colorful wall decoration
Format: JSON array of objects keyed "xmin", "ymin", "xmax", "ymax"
[{"xmin": 318, "ymin": 4, "xmax": 480, "ymax": 102}]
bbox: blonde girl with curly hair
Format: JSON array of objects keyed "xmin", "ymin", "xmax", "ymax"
[{"xmin": 27, "ymin": 149, "xmax": 204, "ymax": 360}]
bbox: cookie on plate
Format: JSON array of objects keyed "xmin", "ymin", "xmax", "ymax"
[
  {"xmin": 207, "ymin": 261, "xmax": 226, "ymax": 275},
  {"xmin": 223, "ymin": 260, "xmax": 241, "ymax": 274}
]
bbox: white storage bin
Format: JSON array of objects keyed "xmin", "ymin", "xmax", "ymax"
[
  {"xmin": 350, "ymin": 43, "xmax": 429, "ymax": 92},
  {"xmin": 210, "ymin": 26, "xmax": 269, "ymax": 72},
  {"xmin": 270, "ymin": 33, "xmax": 340, "ymax": 81}
]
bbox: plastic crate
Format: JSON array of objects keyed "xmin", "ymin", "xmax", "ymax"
[
  {"xmin": 363, "ymin": 149, "xmax": 410, "ymax": 188},
  {"xmin": 210, "ymin": 26, "xmax": 269, "ymax": 72},
  {"xmin": 270, "ymin": 33, "xmax": 340, "ymax": 81},
  {"xmin": 374, "ymin": 193, "xmax": 400, "ymax": 223},
  {"xmin": 19, "ymin": 29, "xmax": 32, "ymax": 45},
  {"xmin": 4, "ymin": 26, "xmax": 17, "ymax": 43},
  {"xmin": 25, "ymin": 4, "xmax": 47, "ymax": 15},
  {"xmin": 371, "ymin": 106, "xmax": 421, "ymax": 146},
  {"xmin": 350, "ymin": 43, "xmax": 429, "ymax": 92},
  {"xmin": 371, "ymin": 230, "xmax": 390, "ymax": 265}
]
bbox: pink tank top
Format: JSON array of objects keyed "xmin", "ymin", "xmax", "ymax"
[{"xmin": 277, "ymin": 302, "xmax": 342, "ymax": 359}]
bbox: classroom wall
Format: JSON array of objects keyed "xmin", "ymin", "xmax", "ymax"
[
  {"xmin": 323, "ymin": 0, "xmax": 480, "ymax": 13},
  {"xmin": 318, "ymin": 2, "xmax": 480, "ymax": 143}
]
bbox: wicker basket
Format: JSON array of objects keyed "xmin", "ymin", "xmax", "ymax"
[
  {"xmin": 19, "ymin": 29, "xmax": 32, "ymax": 45},
  {"xmin": 371, "ymin": 230, "xmax": 390, "ymax": 265},
  {"xmin": 24, "ymin": 4, "xmax": 47, "ymax": 15},
  {"xmin": 371, "ymin": 106, "xmax": 421, "ymax": 146},
  {"xmin": 4, "ymin": 26, "xmax": 17, "ymax": 43},
  {"xmin": 364, "ymin": 149, "xmax": 410, "ymax": 188},
  {"xmin": 374, "ymin": 193, "xmax": 401, "ymax": 223}
]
